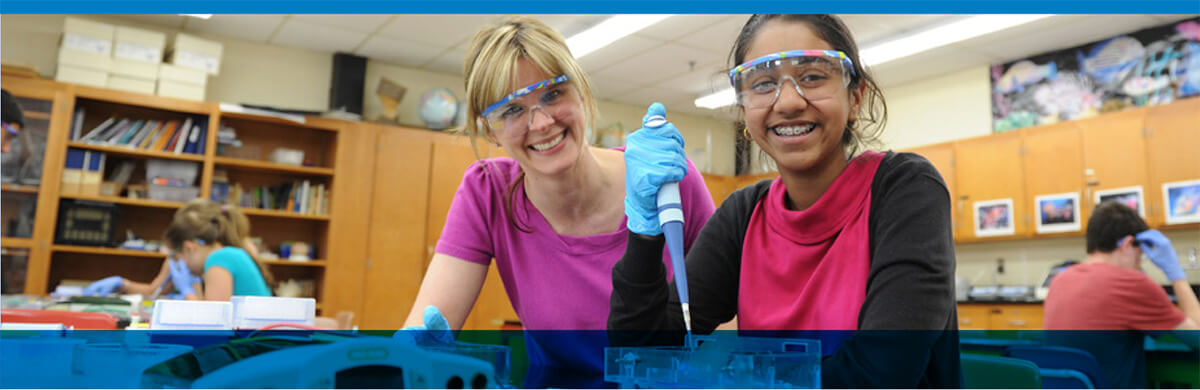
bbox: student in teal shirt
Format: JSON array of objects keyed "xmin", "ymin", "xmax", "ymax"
[{"xmin": 166, "ymin": 199, "xmax": 273, "ymax": 300}]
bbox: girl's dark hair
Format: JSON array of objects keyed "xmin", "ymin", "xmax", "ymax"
[{"xmin": 730, "ymin": 15, "xmax": 888, "ymax": 156}]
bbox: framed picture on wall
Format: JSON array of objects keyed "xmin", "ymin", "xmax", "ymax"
[
  {"xmin": 1163, "ymin": 180, "xmax": 1200, "ymax": 225},
  {"xmin": 1094, "ymin": 186, "xmax": 1145, "ymax": 218},
  {"xmin": 1035, "ymin": 192, "xmax": 1081, "ymax": 233},
  {"xmin": 975, "ymin": 198, "xmax": 1015, "ymax": 237}
]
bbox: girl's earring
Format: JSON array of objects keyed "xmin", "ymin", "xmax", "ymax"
[{"xmin": 743, "ymin": 127, "xmax": 753, "ymax": 140}]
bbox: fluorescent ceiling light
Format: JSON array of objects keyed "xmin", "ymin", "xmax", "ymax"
[
  {"xmin": 694, "ymin": 14, "xmax": 1052, "ymax": 109},
  {"xmin": 180, "ymin": 14, "xmax": 213, "ymax": 20},
  {"xmin": 860, "ymin": 14, "xmax": 1051, "ymax": 66},
  {"xmin": 567, "ymin": 15, "xmax": 672, "ymax": 58},
  {"xmin": 694, "ymin": 88, "xmax": 736, "ymax": 110}
]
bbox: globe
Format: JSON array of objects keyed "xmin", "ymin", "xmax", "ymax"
[{"xmin": 418, "ymin": 88, "xmax": 459, "ymax": 130}]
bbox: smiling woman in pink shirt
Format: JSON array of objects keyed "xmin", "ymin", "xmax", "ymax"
[{"xmin": 403, "ymin": 16, "xmax": 715, "ymax": 387}]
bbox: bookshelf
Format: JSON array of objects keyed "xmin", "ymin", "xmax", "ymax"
[{"xmin": 3, "ymin": 75, "xmax": 347, "ymax": 312}]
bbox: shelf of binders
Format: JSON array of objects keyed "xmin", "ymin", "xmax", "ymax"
[
  {"xmin": 213, "ymin": 157, "xmax": 334, "ymax": 176},
  {"xmin": 51, "ymin": 244, "xmax": 167, "ymax": 259},
  {"xmin": 69, "ymin": 97, "xmax": 210, "ymax": 158},
  {"xmin": 1, "ymin": 184, "xmax": 39, "ymax": 194},
  {"xmin": 240, "ymin": 207, "xmax": 331, "ymax": 221},
  {"xmin": 59, "ymin": 193, "xmax": 184, "ymax": 210}
]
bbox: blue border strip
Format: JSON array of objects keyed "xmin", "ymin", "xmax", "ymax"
[{"xmin": 0, "ymin": 1, "xmax": 1197, "ymax": 14}]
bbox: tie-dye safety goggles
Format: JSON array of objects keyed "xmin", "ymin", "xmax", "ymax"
[
  {"xmin": 729, "ymin": 50, "xmax": 856, "ymax": 109},
  {"xmin": 481, "ymin": 75, "xmax": 575, "ymax": 133}
]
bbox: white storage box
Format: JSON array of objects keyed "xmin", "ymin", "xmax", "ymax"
[
  {"xmin": 56, "ymin": 64, "xmax": 108, "ymax": 87},
  {"xmin": 168, "ymin": 34, "xmax": 222, "ymax": 75},
  {"xmin": 156, "ymin": 79, "xmax": 205, "ymax": 101},
  {"xmin": 150, "ymin": 300, "xmax": 233, "ymax": 330},
  {"xmin": 158, "ymin": 63, "xmax": 206, "ymax": 85},
  {"xmin": 62, "ymin": 17, "xmax": 114, "ymax": 56},
  {"xmin": 106, "ymin": 75, "xmax": 155, "ymax": 95},
  {"xmin": 57, "ymin": 46, "xmax": 111, "ymax": 72},
  {"xmin": 114, "ymin": 26, "xmax": 166, "ymax": 64},
  {"xmin": 111, "ymin": 58, "xmax": 160, "ymax": 80},
  {"xmin": 231, "ymin": 296, "xmax": 316, "ymax": 329}
]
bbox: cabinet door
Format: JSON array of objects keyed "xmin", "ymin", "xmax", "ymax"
[
  {"xmin": 989, "ymin": 304, "xmax": 1044, "ymax": 330},
  {"xmin": 1021, "ymin": 122, "xmax": 1086, "ymax": 235},
  {"xmin": 359, "ymin": 128, "xmax": 433, "ymax": 329},
  {"xmin": 425, "ymin": 134, "xmax": 518, "ymax": 330},
  {"xmin": 954, "ymin": 131, "xmax": 1028, "ymax": 240},
  {"xmin": 906, "ymin": 144, "xmax": 958, "ymax": 240},
  {"xmin": 957, "ymin": 305, "xmax": 991, "ymax": 330},
  {"xmin": 1079, "ymin": 109, "xmax": 1151, "ymax": 220},
  {"xmin": 1144, "ymin": 98, "xmax": 1200, "ymax": 228}
]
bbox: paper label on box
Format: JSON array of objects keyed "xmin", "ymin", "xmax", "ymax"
[
  {"xmin": 176, "ymin": 50, "xmax": 219, "ymax": 74},
  {"xmin": 115, "ymin": 41, "xmax": 162, "ymax": 63},
  {"xmin": 63, "ymin": 32, "xmax": 111, "ymax": 55},
  {"xmin": 240, "ymin": 299, "xmax": 308, "ymax": 321}
]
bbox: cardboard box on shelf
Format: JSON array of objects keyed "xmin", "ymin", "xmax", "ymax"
[
  {"xmin": 62, "ymin": 17, "xmax": 114, "ymax": 56},
  {"xmin": 107, "ymin": 75, "xmax": 156, "ymax": 95},
  {"xmin": 55, "ymin": 64, "xmax": 108, "ymax": 87},
  {"xmin": 168, "ymin": 34, "xmax": 222, "ymax": 75},
  {"xmin": 158, "ymin": 63, "xmax": 206, "ymax": 85},
  {"xmin": 110, "ymin": 57, "xmax": 160, "ymax": 80},
  {"xmin": 156, "ymin": 79, "xmax": 205, "ymax": 101},
  {"xmin": 57, "ymin": 46, "xmax": 112, "ymax": 72},
  {"xmin": 113, "ymin": 26, "xmax": 166, "ymax": 64}
]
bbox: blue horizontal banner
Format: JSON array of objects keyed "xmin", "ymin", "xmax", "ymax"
[
  {"xmin": 0, "ymin": 0, "xmax": 1198, "ymax": 14},
  {"xmin": 1, "ymin": 330, "xmax": 1196, "ymax": 388}
]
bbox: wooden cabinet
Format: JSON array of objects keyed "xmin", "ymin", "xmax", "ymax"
[
  {"xmin": 954, "ymin": 131, "xmax": 1028, "ymax": 240},
  {"xmin": 958, "ymin": 303, "xmax": 1044, "ymax": 330},
  {"xmin": 905, "ymin": 144, "xmax": 959, "ymax": 240},
  {"xmin": 1079, "ymin": 108, "xmax": 1152, "ymax": 220},
  {"xmin": 1144, "ymin": 98, "xmax": 1200, "ymax": 228},
  {"xmin": 1020, "ymin": 122, "xmax": 1086, "ymax": 235},
  {"xmin": 357, "ymin": 126, "xmax": 433, "ymax": 329}
]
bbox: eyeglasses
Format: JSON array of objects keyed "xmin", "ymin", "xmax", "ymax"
[
  {"xmin": 481, "ymin": 75, "xmax": 575, "ymax": 133},
  {"xmin": 729, "ymin": 50, "xmax": 856, "ymax": 109}
]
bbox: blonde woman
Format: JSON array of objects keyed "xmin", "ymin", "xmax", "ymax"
[{"xmin": 403, "ymin": 16, "xmax": 715, "ymax": 386}]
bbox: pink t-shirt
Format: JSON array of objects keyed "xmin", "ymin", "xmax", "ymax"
[
  {"xmin": 1045, "ymin": 262, "xmax": 1185, "ymax": 330},
  {"xmin": 739, "ymin": 151, "xmax": 884, "ymax": 331},
  {"xmin": 435, "ymin": 153, "xmax": 715, "ymax": 330}
]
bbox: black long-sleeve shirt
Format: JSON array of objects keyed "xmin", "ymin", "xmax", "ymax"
[{"xmin": 609, "ymin": 152, "xmax": 962, "ymax": 388}]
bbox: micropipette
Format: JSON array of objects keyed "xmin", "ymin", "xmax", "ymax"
[{"xmin": 644, "ymin": 114, "xmax": 693, "ymax": 346}]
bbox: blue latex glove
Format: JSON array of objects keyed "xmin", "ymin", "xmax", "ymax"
[
  {"xmin": 394, "ymin": 305, "xmax": 454, "ymax": 345},
  {"xmin": 624, "ymin": 102, "xmax": 687, "ymax": 236},
  {"xmin": 1136, "ymin": 230, "xmax": 1185, "ymax": 282},
  {"xmin": 168, "ymin": 259, "xmax": 197, "ymax": 296},
  {"xmin": 83, "ymin": 276, "xmax": 122, "ymax": 296}
]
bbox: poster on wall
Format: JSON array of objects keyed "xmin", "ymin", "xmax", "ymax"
[
  {"xmin": 975, "ymin": 199, "xmax": 1015, "ymax": 237},
  {"xmin": 1035, "ymin": 192, "xmax": 1081, "ymax": 233},
  {"xmin": 991, "ymin": 17, "xmax": 1200, "ymax": 132},
  {"xmin": 1163, "ymin": 180, "xmax": 1200, "ymax": 224},
  {"xmin": 1094, "ymin": 186, "xmax": 1146, "ymax": 218}
]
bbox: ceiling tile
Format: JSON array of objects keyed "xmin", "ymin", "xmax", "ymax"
[
  {"xmin": 635, "ymin": 15, "xmax": 742, "ymax": 42},
  {"xmin": 673, "ymin": 16, "xmax": 751, "ymax": 56},
  {"xmin": 968, "ymin": 15, "xmax": 1173, "ymax": 63},
  {"xmin": 377, "ymin": 15, "xmax": 503, "ymax": 48},
  {"xmin": 576, "ymin": 35, "xmax": 662, "ymax": 73},
  {"xmin": 531, "ymin": 14, "xmax": 612, "ymax": 37},
  {"xmin": 290, "ymin": 14, "xmax": 394, "ymax": 34},
  {"xmin": 587, "ymin": 76, "xmax": 643, "ymax": 100},
  {"xmin": 270, "ymin": 18, "xmax": 368, "ymax": 53},
  {"xmin": 422, "ymin": 48, "xmax": 468, "ymax": 75},
  {"xmin": 185, "ymin": 14, "xmax": 286, "ymax": 43},
  {"xmin": 843, "ymin": 15, "xmax": 954, "ymax": 46},
  {"xmin": 651, "ymin": 64, "xmax": 729, "ymax": 95},
  {"xmin": 593, "ymin": 43, "xmax": 721, "ymax": 86},
  {"xmin": 872, "ymin": 44, "xmax": 994, "ymax": 87},
  {"xmin": 356, "ymin": 36, "xmax": 445, "ymax": 68}
]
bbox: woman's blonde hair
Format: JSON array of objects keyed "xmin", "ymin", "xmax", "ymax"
[
  {"xmin": 462, "ymin": 16, "xmax": 601, "ymax": 231},
  {"xmin": 164, "ymin": 198, "xmax": 275, "ymax": 286}
]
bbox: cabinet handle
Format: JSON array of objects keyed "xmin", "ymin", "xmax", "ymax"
[
  {"xmin": 961, "ymin": 318, "xmax": 971, "ymax": 324},
  {"xmin": 1009, "ymin": 320, "xmax": 1027, "ymax": 327}
]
